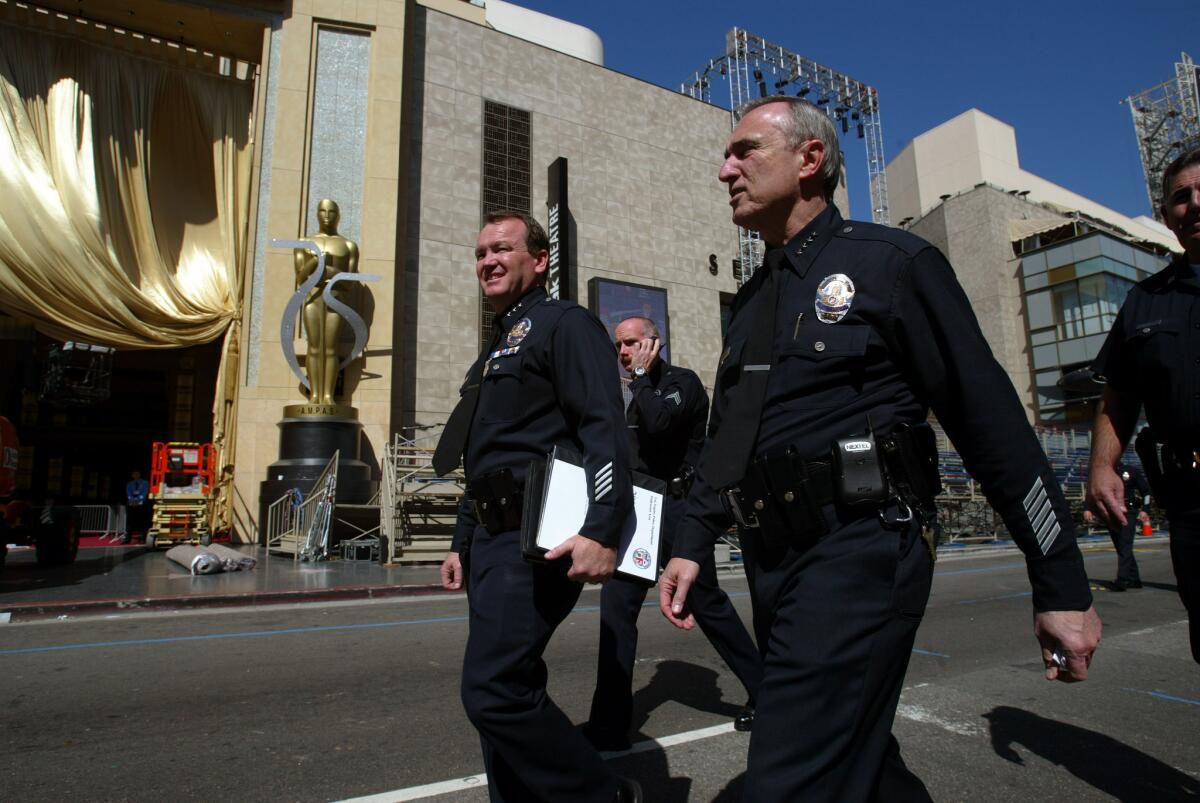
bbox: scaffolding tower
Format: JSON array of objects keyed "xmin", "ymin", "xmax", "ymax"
[
  {"xmin": 1125, "ymin": 52, "xmax": 1200, "ymax": 221},
  {"xmin": 682, "ymin": 28, "xmax": 889, "ymax": 283}
]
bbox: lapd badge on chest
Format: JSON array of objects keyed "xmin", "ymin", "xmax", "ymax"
[
  {"xmin": 507, "ymin": 318, "xmax": 532, "ymax": 346},
  {"xmin": 815, "ymin": 274, "xmax": 855, "ymax": 324}
]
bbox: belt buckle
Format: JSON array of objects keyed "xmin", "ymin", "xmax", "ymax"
[{"xmin": 722, "ymin": 487, "xmax": 759, "ymax": 529}]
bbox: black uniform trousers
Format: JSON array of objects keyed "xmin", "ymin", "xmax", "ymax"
[
  {"xmin": 461, "ymin": 525, "xmax": 617, "ymax": 802},
  {"xmin": 1107, "ymin": 511, "xmax": 1142, "ymax": 585},
  {"xmin": 740, "ymin": 504, "xmax": 934, "ymax": 803},
  {"xmin": 1167, "ymin": 508, "xmax": 1200, "ymax": 664},
  {"xmin": 589, "ymin": 496, "xmax": 762, "ymax": 736}
]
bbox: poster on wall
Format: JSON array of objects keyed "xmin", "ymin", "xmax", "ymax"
[{"xmin": 587, "ymin": 278, "xmax": 671, "ymax": 377}]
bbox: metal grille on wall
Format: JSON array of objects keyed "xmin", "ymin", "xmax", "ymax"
[
  {"xmin": 479, "ymin": 100, "xmax": 531, "ymax": 349},
  {"xmin": 681, "ymin": 27, "xmax": 888, "ymax": 284}
]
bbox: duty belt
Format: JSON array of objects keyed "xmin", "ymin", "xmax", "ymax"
[
  {"xmin": 468, "ymin": 469, "xmax": 524, "ymax": 534},
  {"xmin": 721, "ymin": 450, "xmax": 835, "ymax": 537}
]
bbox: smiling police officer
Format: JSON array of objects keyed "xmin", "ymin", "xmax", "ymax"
[
  {"xmin": 657, "ymin": 97, "xmax": 1102, "ymax": 802},
  {"xmin": 434, "ymin": 211, "xmax": 641, "ymax": 802},
  {"xmin": 1089, "ymin": 147, "xmax": 1200, "ymax": 664}
]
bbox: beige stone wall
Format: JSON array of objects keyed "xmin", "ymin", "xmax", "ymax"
[
  {"xmin": 233, "ymin": 0, "xmax": 409, "ymax": 537},
  {"xmin": 398, "ymin": 7, "xmax": 739, "ymax": 431},
  {"xmin": 909, "ymin": 185, "xmax": 1066, "ymax": 423}
]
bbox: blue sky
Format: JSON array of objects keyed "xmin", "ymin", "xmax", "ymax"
[{"xmin": 514, "ymin": 1, "xmax": 1192, "ymax": 222}]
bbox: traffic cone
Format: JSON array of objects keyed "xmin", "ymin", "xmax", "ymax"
[{"xmin": 1141, "ymin": 522, "xmax": 1153, "ymax": 537}]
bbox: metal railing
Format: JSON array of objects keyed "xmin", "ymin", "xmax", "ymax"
[
  {"xmin": 264, "ymin": 451, "xmax": 339, "ymax": 560},
  {"xmin": 74, "ymin": 505, "xmax": 124, "ymax": 538}
]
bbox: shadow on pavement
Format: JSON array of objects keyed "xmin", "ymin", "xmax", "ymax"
[
  {"xmin": 0, "ymin": 545, "xmax": 151, "ymax": 597},
  {"xmin": 631, "ymin": 659, "xmax": 744, "ymax": 732},
  {"xmin": 985, "ymin": 706, "xmax": 1200, "ymax": 800},
  {"xmin": 615, "ymin": 660, "xmax": 748, "ymax": 802}
]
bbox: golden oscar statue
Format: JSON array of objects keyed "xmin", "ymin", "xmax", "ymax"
[{"xmin": 294, "ymin": 199, "xmax": 359, "ymax": 406}]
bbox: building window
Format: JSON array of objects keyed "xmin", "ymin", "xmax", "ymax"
[
  {"xmin": 479, "ymin": 100, "xmax": 531, "ymax": 349},
  {"xmin": 1051, "ymin": 274, "xmax": 1131, "ymax": 340}
]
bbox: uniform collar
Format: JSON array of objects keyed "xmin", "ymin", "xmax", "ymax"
[
  {"xmin": 495, "ymin": 285, "xmax": 547, "ymax": 331},
  {"xmin": 766, "ymin": 204, "xmax": 841, "ymax": 279},
  {"xmin": 1167, "ymin": 255, "xmax": 1200, "ymax": 295},
  {"xmin": 649, "ymin": 359, "xmax": 669, "ymax": 384}
]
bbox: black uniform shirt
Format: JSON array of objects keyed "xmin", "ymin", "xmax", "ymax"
[
  {"xmin": 1092, "ymin": 257, "xmax": 1200, "ymax": 448},
  {"xmin": 1115, "ymin": 461, "xmax": 1151, "ymax": 511},
  {"xmin": 677, "ymin": 206, "xmax": 1092, "ymax": 612},
  {"xmin": 451, "ymin": 286, "xmax": 632, "ymax": 551},
  {"xmin": 626, "ymin": 361, "xmax": 708, "ymax": 482}
]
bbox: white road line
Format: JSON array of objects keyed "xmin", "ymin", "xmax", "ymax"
[
  {"xmin": 333, "ymin": 722, "xmax": 739, "ymax": 802},
  {"xmin": 335, "ymin": 773, "xmax": 488, "ymax": 802}
]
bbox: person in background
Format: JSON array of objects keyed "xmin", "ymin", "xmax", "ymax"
[
  {"xmin": 125, "ymin": 469, "xmax": 150, "ymax": 542},
  {"xmin": 582, "ymin": 315, "xmax": 761, "ymax": 752}
]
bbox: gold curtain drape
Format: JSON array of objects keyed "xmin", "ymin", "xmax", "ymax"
[{"xmin": 0, "ymin": 23, "xmax": 255, "ymax": 533}]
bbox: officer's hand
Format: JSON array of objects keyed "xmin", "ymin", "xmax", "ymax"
[
  {"xmin": 631, "ymin": 337, "xmax": 661, "ymax": 374},
  {"xmin": 440, "ymin": 550, "xmax": 463, "ymax": 591},
  {"xmin": 658, "ymin": 557, "xmax": 700, "ymax": 630},
  {"xmin": 1086, "ymin": 465, "xmax": 1127, "ymax": 528},
  {"xmin": 1138, "ymin": 509, "xmax": 1150, "ymax": 526},
  {"xmin": 544, "ymin": 535, "xmax": 616, "ymax": 583},
  {"xmin": 1034, "ymin": 606, "xmax": 1102, "ymax": 682}
]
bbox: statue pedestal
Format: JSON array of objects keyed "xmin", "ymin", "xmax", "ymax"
[{"xmin": 258, "ymin": 405, "xmax": 378, "ymax": 541}]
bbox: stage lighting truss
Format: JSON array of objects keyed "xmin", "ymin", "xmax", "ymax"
[
  {"xmin": 1125, "ymin": 52, "xmax": 1200, "ymax": 222},
  {"xmin": 40, "ymin": 341, "xmax": 116, "ymax": 406},
  {"xmin": 681, "ymin": 28, "xmax": 890, "ymax": 283}
]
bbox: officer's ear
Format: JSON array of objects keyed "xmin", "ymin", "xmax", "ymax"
[
  {"xmin": 531, "ymin": 248, "xmax": 550, "ymax": 277},
  {"xmin": 796, "ymin": 138, "xmax": 826, "ymax": 186}
]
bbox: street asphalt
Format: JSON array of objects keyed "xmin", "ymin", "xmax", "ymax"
[{"xmin": 1, "ymin": 541, "xmax": 1196, "ymax": 802}]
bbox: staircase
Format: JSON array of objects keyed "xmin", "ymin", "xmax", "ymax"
[{"xmin": 380, "ymin": 432, "xmax": 464, "ymax": 565}]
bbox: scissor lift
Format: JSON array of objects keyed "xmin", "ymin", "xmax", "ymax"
[{"xmin": 146, "ymin": 442, "xmax": 215, "ymax": 548}]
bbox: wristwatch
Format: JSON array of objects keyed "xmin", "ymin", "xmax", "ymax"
[{"xmin": 633, "ymin": 366, "xmax": 646, "ymax": 377}]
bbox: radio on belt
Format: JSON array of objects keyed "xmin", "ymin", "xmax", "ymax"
[{"xmin": 833, "ymin": 433, "xmax": 888, "ymax": 509}]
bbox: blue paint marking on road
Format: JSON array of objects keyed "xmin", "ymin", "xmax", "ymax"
[
  {"xmin": 911, "ymin": 647, "xmax": 949, "ymax": 658},
  {"xmin": 935, "ymin": 554, "xmax": 1106, "ymax": 578},
  {"xmin": 1124, "ymin": 688, "xmax": 1200, "ymax": 707},
  {"xmin": 956, "ymin": 591, "xmax": 1033, "ymax": 606},
  {"xmin": 0, "ymin": 614, "xmax": 471, "ymax": 656}
]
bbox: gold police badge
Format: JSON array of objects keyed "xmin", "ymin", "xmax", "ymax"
[
  {"xmin": 507, "ymin": 318, "xmax": 532, "ymax": 346},
  {"xmin": 815, "ymin": 274, "xmax": 855, "ymax": 324}
]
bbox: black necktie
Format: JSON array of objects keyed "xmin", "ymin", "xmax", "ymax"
[
  {"xmin": 432, "ymin": 327, "xmax": 503, "ymax": 476},
  {"xmin": 699, "ymin": 250, "xmax": 784, "ymax": 489}
]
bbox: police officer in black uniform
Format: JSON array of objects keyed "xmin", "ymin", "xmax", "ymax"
[
  {"xmin": 1089, "ymin": 147, "xmax": 1200, "ymax": 664},
  {"xmin": 658, "ymin": 97, "xmax": 1102, "ymax": 802},
  {"xmin": 582, "ymin": 316, "xmax": 761, "ymax": 752},
  {"xmin": 435, "ymin": 211, "xmax": 642, "ymax": 802},
  {"xmin": 1102, "ymin": 462, "xmax": 1150, "ymax": 590}
]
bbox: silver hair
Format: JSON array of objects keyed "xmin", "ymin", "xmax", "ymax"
[
  {"xmin": 739, "ymin": 95, "xmax": 843, "ymax": 200},
  {"xmin": 620, "ymin": 316, "xmax": 660, "ymax": 340}
]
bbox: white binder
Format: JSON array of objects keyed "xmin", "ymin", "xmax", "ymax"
[{"xmin": 521, "ymin": 446, "xmax": 665, "ymax": 584}]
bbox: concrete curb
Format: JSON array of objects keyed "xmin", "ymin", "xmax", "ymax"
[
  {"xmin": 2, "ymin": 534, "xmax": 1170, "ymax": 620},
  {"xmin": 0, "ymin": 581, "xmax": 450, "ymax": 620}
]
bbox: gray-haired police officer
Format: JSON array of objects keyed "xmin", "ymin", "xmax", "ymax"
[
  {"xmin": 658, "ymin": 98, "xmax": 1102, "ymax": 802},
  {"xmin": 434, "ymin": 211, "xmax": 642, "ymax": 802},
  {"xmin": 1089, "ymin": 147, "xmax": 1200, "ymax": 664}
]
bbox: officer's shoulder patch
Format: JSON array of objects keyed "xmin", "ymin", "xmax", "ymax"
[{"xmin": 666, "ymin": 390, "xmax": 682, "ymax": 406}]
